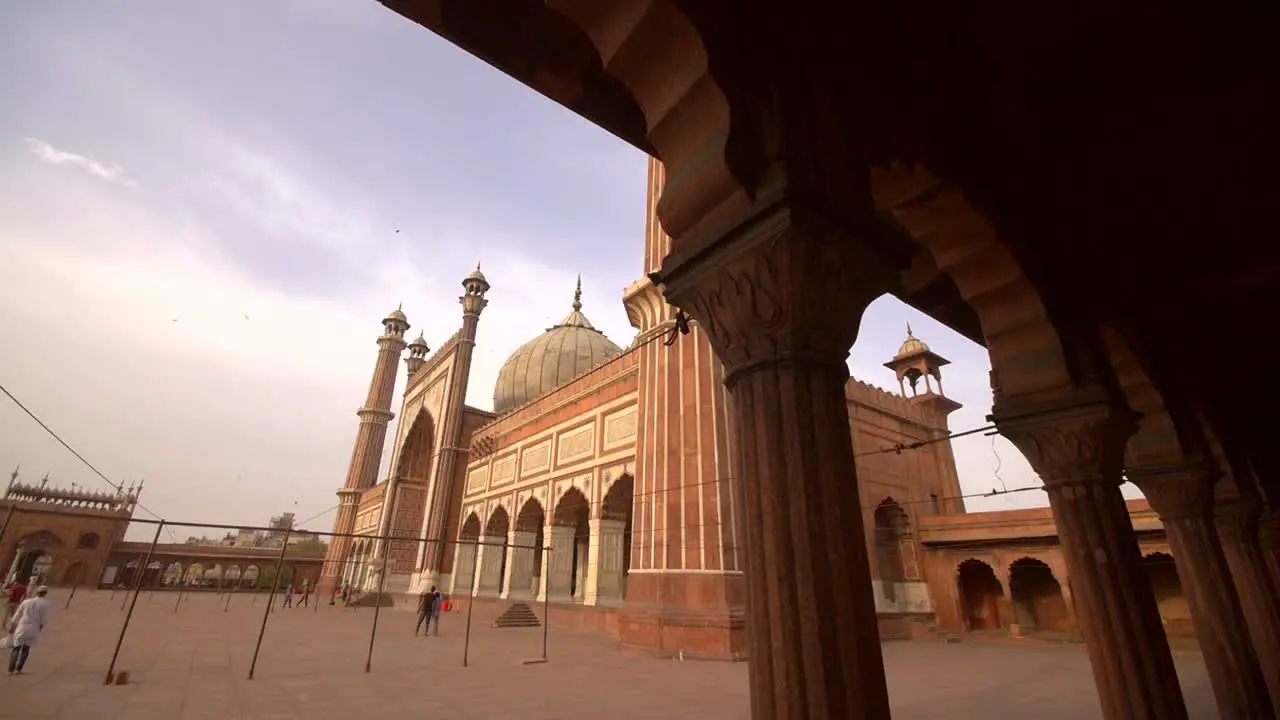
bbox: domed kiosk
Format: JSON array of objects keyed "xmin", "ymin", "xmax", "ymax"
[{"xmin": 493, "ymin": 278, "xmax": 622, "ymax": 414}]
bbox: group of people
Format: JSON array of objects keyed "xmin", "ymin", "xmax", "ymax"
[
  {"xmin": 3, "ymin": 579, "xmax": 50, "ymax": 676},
  {"xmin": 416, "ymin": 586, "xmax": 444, "ymax": 636}
]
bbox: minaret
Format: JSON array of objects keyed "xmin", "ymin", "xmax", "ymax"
[
  {"xmin": 620, "ymin": 157, "xmax": 746, "ymax": 658},
  {"xmin": 319, "ymin": 305, "xmax": 410, "ymax": 594},
  {"xmin": 418, "ymin": 265, "xmax": 489, "ymax": 587},
  {"xmin": 406, "ymin": 332, "xmax": 430, "ymax": 377}
]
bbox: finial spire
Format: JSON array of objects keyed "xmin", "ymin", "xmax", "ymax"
[
  {"xmin": 7, "ymin": 466, "xmax": 16, "ymax": 494},
  {"xmin": 572, "ymin": 274, "xmax": 583, "ymax": 312},
  {"xmin": 397, "ymin": 300, "xmax": 403, "ymax": 312},
  {"xmin": 906, "ymin": 322, "xmax": 914, "ymax": 338},
  {"xmin": 476, "ymin": 261, "xmax": 482, "ymax": 272}
]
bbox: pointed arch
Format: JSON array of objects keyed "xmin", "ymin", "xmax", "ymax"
[
  {"xmin": 956, "ymin": 558, "xmax": 1004, "ymax": 632},
  {"xmin": 395, "ymin": 408, "xmax": 438, "ymax": 483},
  {"xmin": 458, "ymin": 512, "xmax": 482, "ymax": 541},
  {"xmin": 1008, "ymin": 557, "xmax": 1069, "ymax": 633},
  {"xmin": 484, "ymin": 505, "xmax": 511, "ymax": 538},
  {"xmin": 873, "ymin": 498, "xmax": 910, "ymax": 603},
  {"xmin": 515, "ymin": 497, "xmax": 545, "ymax": 532}
]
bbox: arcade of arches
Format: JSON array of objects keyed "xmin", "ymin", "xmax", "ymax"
[{"xmin": 337, "ymin": 5, "xmax": 1280, "ymax": 718}]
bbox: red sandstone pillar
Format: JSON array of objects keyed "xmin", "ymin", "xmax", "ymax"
[
  {"xmin": 661, "ymin": 207, "xmax": 892, "ymax": 719},
  {"xmin": 1127, "ymin": 465, "xmax": 1273, "ymax": 718},
  {"xmin": 1216, "ymin": 498, "xmax": 1280, "ymax": 711},
  {"xmin": 995, "ymin": 394, "xmax": 1188, "ymax": 720}
]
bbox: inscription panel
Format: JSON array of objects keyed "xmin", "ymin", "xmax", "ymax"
[
  {"xmin": 491, "ymin": 454, "xmax": 518, "ymax": 487},
  {"xmin": 603, "ymin": 407, "xmax": 638, "ymax": 448},
  {"xmin": 466, "ymin": 466, "xmax": 489, "ymax": 495},
  {"xmin": 557, "ymin": 425, "xmax": 596, "ymax": 465},
  {"xmin": 521, "ymin": 442, "xmax": 552, "ymax": 477}
]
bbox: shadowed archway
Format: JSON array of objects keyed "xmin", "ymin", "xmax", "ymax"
[{"xmin": 957, "ymin": 559, "xmax": 1004, "ymax": 631}]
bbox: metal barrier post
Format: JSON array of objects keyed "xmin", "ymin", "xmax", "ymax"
[
  {"xmin": 247, "ymin": 530, "xmax": 291, "ymax": 680},
  {"xmin": 103, "ymin": 521, "xmax": 164, "ymax": 685},
  {"xmin": 363, "ymin": 543, "xmax": 392, "ymax": 673},
  {"xmin": 542, "ymin": 543, "xmax": 551, "ymax": 661},
  {"xmin": 462, "ymin": 539, "xmax": 481, "ymax": 668}
]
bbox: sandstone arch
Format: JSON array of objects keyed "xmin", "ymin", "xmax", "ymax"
[{"xmin": 956, "ymin": 558, "xmax": 1003, "ymax": 631}]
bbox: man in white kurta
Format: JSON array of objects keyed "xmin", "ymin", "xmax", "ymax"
[{"xmin": 7, "ymin": 585, "xmax": 50, "ymax": 675}]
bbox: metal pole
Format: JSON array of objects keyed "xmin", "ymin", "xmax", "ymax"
[
  {"xmin": 173, "ymin": 589, "xmax": 184, "ymax": 613},
  {"xmin": 247, "ymin": 530, "xmax": 291, "ymax": 680},
  {"xmin": 224, "ymin": 590, "xmax": 232, "ymax": 612},
  {"xmin": 542, "ymin": 543, "xmax": 551, "ymax": 661},
  {"xmin": 462, "ymin": 539, "xmax": 480, "ymax": 668},
  {"xmin": 64, "ymin": 582, "xmax": 78, "ymax": 610},
  {"xmin": 363, "ymin": 541, "xmax": 392, "ymax": 673},
  {"xmin": 103, "ymin": 522, "xmax": 164, "ymax": 685}
]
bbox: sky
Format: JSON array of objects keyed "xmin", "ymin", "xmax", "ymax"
[{"xmin": 0, "ymin": 1, "xmax": 1140, "ymax": 540}]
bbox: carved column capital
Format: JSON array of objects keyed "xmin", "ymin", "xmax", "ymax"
[
  {"xmin": 659, "ymin": 197, "xmax": 896, "ymax": 387},
  {"xmin": 992, "ymin": 387, "xmax": 1139, "ymax": 490},
  {"xmin": 1126, "ymin": 462, "xmax": 1218, "ymax": 521},
  {"xmin": 1214, "ymin": 494, "xmax": 1263, "ymax": 544}
]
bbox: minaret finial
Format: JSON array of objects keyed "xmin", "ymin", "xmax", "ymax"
[
  {"xmin": 476, "ymin": 261, "xmax": 481, "ymax": 272},
  {"xmin": 397, "ymin": 300, "xmax": 403, "ymax": 312},
  {"xmin": 906, "ymin": 322, "xmax": 914, "ymax": 338},
  {"xmin": 572, "ymin": 274, "xmax": 583, "ymax": 312},
  {"xmin": 6, "ymin": 466, "xmax": 16, "ymax": 494}
]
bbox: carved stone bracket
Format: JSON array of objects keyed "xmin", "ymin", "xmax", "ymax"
[
  {"xmin": 658, "ymin": 195, "xmax": 898, "ymax": 386},
  {"xmin": 991, "ymin": 386, "xmax": 1139, "ymax": 490},
  {"xmin": 1127, "ymin": 462, "xmax": 1219, "ymax": 522}
]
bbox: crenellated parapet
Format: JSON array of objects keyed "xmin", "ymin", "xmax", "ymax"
[
  {"xmin": 846, "ymin": 378, "xmax": 938, "ymax": 429},
  {"xmin": 4, "ymin": 475, "xmax": 139, "ymax": 514}
]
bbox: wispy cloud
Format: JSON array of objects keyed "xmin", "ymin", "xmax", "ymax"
[{"xmin": 23, "ymin": 137, "xmax": 136, "ymax": 187}]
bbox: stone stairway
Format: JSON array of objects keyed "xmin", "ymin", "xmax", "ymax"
[{"xmin": 492, "ymin": 601, "xmax": 542, "ymax": 628}]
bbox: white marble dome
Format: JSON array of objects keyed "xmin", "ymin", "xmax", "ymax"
[{"xmin": 493, "ymin": 280, "xmax": 622, "ymax": 414}]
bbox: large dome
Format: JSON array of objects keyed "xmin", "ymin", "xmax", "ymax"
[{"xmin": 493, "ymin": 279, "xmax": 622, "ymax": 414}]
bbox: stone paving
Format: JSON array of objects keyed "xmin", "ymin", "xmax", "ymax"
[{"xmin": 2, "ymin": 588, "xmax": 1217, "ymax": 719}]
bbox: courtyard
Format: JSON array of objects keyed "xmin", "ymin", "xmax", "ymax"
[{"xmin": 3, "ymin": 588, "xmax": 1217, "ymax": 719}]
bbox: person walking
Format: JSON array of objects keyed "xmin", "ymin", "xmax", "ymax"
[
  {"xmin": 429, "ymin": 587, "xmax": 443, "ymax": 637},
  {"xmin": 414, "ymin": 589, "xmax": 431, "ymax": 636},
  {"xmin": 7, "ymin": 585, "xmax": 50, "ymax": 675},
  {"xmin": 282, "ymin": 584, "xmax": 294, "ymax": 609}
]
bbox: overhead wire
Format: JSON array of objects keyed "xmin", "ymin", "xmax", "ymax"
[{"xmin": 0, "ymin": 380, "xmax": 179, "ymax": 542}]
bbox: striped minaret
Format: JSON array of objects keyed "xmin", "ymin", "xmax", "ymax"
[
  {"xmin": 620, "ymin": 157, "xmax": 745, "ymax": 659},
  {"xmin": 319, "ymin": 307, "xmax": 409, "ymax": 595}
]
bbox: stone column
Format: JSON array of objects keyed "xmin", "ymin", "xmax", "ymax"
[
  {"xmin": 501, "ymin": 530, "xmax": 537, "ymax": 600},
  {"xmin": 1129, "ymin": 464, "xmax": 1273, "ymax": 718},
  {"xmin": 475, "ymin": 535, "xmax": 506, "ymax": 597},
  {"xmin": 449, "ymin": 542, "xmax": 478, "ymax": 597},
  {"xmin": 1215, "ymin": 497, "xmax": 1280, "ymax": 710},
  {"xmin": 660, "ymin": 210, "xmax": 893, "ymax": 719},
  {"xmin": 585, "ymin": 518, "xmax": 627, "ymax": 607},
  {"xmin": 537, "ymin": 525, "xmax": 575, "ymax": 603},
  {"xmin": 995, "ymin": 394, "xmax": 1188, "ymax": 720},
  {"xmin": 1263, "ymin": 510, "xmax": 1280, "ymax": 596}
]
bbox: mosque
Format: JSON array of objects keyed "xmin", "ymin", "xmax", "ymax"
[{"xmin": 319, "ymin": 159, "xmax": 1183, "ymax": 659}]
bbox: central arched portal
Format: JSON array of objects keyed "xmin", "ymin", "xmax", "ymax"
[{"xmin": 390, "ymin": 410, "xmax": 435, "ymax": 576}]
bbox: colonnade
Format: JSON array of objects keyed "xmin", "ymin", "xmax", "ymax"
[{"xmin": 449, "ymin": 516, "xmax": 628, "ymax": 608}]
